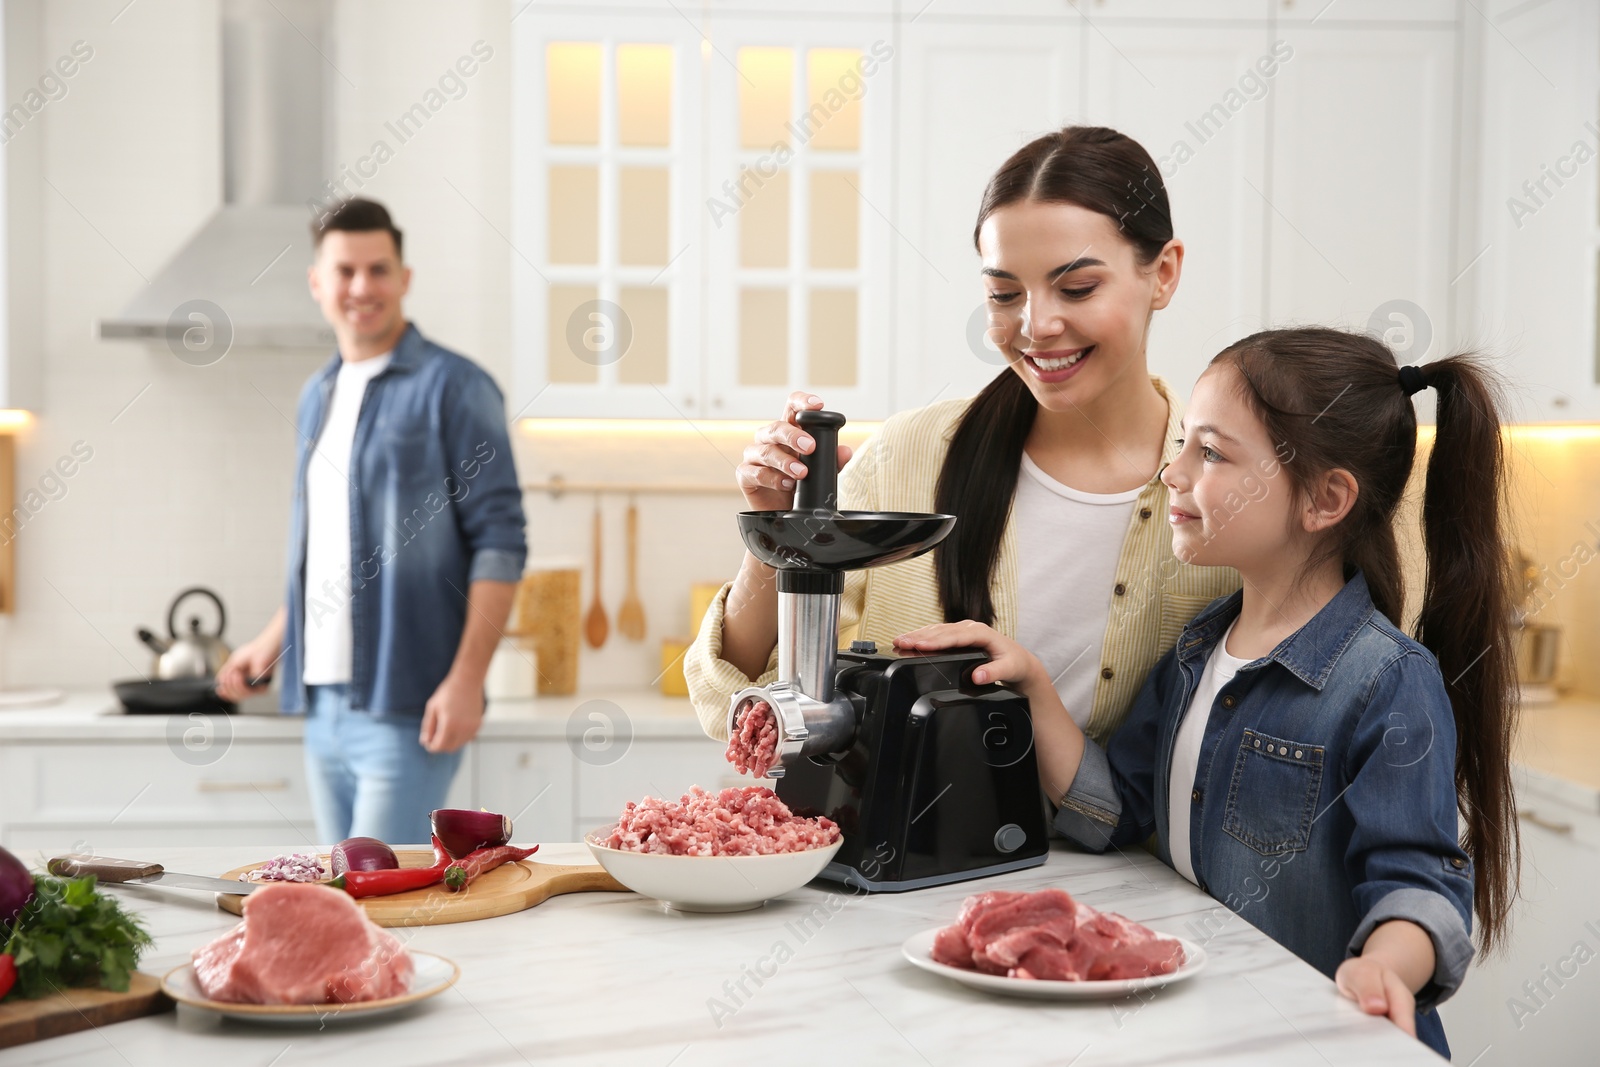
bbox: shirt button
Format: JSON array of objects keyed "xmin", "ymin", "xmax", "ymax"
[
  {"xmin": 1451, "ymin": 857, "xmax": 1467, "ymax": 869},
  {"xmin": 1114, "ymin": 583, "xmax": 1126, "ymax": 596},
  {"xmin": 1221, "ymin": 695, "xmax": 1237, "ymax": 709},
  {"xmin": 1191, "ymin": 789, "xmax": 1202, "ymax": 804},
  {"xmin": 1101, "ymin": 667, "xmax": 1114, "ymax": 680},
  {"xmin": 1139, "ymin": 508, "xmax": 1152, "ymax": 520}
]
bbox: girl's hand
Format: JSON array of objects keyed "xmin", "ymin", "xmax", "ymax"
[
  {"xmin": 894, "ymin": 621, "xmax": 1048, "ymax": 694},
  {"xmin": 736, "ymin": 391, "xmax": 855, "ymax": 512},
  {"xmin": 1334, "ymin": 956, "xmax": 1417, "ymax": 1037}
]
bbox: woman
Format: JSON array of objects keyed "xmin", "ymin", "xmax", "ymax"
[{"xmin": 686, "ymin": 126, "xmax": 1238, "ymax": 765}]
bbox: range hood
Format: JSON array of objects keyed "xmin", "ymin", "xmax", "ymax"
[{"xmin": 98, "ymin": 0, "xmax": 335, "ymax": 349}]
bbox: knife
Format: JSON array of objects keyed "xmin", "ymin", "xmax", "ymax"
[{"xmin": 47, "ymin": 854, "xmax": 257, "ymax": 895}]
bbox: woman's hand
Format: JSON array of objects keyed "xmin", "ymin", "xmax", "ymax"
[
  {"xmin": 1334, "ymin": 956, "xmax": 1418, "ymax": 1038},
  {"xmin": 736, "ymin": 391, "xmax": 854, "ymax": 511},
  {"xmin": 894, "ymin": 621, "xmax": 1049, "ymax": 696}
]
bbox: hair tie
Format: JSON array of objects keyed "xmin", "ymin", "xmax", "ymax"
[{"xmin": 1397, "ymin": 364, "xmax": 1429, "ymax": 397}]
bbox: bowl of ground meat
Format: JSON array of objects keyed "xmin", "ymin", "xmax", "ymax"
[{"xmin": 585, "ymin": 785, "xmax": 843, "ymax": 912}]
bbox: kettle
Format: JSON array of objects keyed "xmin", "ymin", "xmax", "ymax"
[{"xmin": 137, "ymin": 587, "xmax": 230, "ymax": 680}]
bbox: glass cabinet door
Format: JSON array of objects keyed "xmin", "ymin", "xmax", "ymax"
[
  {"xmin": 702, "ymin": 16, "xmax": 896, "ymax": 419},
  {"xmin": 514, "ymin": 14, "xmax": 704, "ymax": 418}
]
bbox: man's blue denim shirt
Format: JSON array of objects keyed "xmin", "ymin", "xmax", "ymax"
[
  {"xmin": 279, "ymin": 323, "xmax": 527, "ymax": 718},
  {"xmin": 1053, "ymin": 571, "xmax": 1474, "ymax": 1059}
]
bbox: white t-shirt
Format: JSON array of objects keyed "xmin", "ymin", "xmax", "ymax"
[
  {"xmin": 302, "ymin": 352, "xmax": 392, "ymax": 686},
  {"xmin": 1168, "ymin": 619, "xmax": 1251, "ymax": 885},
  {"xmin": 1013, "ymin": 453, "xmax": 1143, "ymax": 729}
]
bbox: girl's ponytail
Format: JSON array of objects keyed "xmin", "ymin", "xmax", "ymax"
[{"xmin": 1415, "ymin": 356, "xmax": 1519, "ymax": 955}]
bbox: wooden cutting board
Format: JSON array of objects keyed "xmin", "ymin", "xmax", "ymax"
[
  {"xmin": 0, "ymin": 972, "xmax": 172, "ymax": 1049},
  {"xmin": 217, "ymin": 851, "xmax": 629, "ymax": 927}
]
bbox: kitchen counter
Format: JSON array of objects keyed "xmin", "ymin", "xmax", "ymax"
[
  {"xmin": 0, "ymin": 688, "xmax": 712, "ymax": 740},
  {"xmin": 1514, "ymin": 696, "xmax": 1600, "ymax": 814},
  {"xmin": 1, "ymin": 842, "xmax": 1441, "ymax": 1067}
]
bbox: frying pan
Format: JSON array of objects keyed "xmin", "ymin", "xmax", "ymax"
[{"xmin": 113, "ymin": 677, "xmax": 236, "ymax": 714}]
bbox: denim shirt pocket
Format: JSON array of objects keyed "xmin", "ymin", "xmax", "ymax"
[{"xmin": 1223, "ymin": 728, "xmax": 1326, "ymax": 855}]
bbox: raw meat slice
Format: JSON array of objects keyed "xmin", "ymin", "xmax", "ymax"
[
  {"xmin": 192, "ymin": 882, "xmax": 413, "ymax": 1005},
  {"xmin": 929, "ymin": 887, "xmax": 1184, "ymax": 983},
  {"xmin": 726, "ymin": 700, "xmax": 780, "ymax": 777},
  {"xmin": 930, "ymin": 925, "xmax": 974, "ymax": 969}
]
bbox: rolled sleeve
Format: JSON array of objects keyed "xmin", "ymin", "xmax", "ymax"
[
  {"xmin": 469, "ymin": 547, "xmax": 524, "ymax": 584},
  {"xmin": 1348, "ymin": 887, "xmax": 1474, "ymax": 1011},
  {"xmin": 1051, "ymin": 740, "xmax": 1123, "ymax": 850},
  {"xmin": 442, "ymin": 366, "xmax": 527, "ymax": 573},
  {"xmin": 1342, "ymin": 650, "xmax": 1476, "ymax": 1011},
  {"xmin": 683, "ymin": 581, "xmax": 780, "ymax": 741}
]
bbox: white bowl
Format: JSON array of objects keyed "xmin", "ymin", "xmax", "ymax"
[{"xmin": 584, "ymin": 830, "xmax": 843, "ymax": 912}]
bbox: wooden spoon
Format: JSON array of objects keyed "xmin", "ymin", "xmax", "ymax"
[
  {"xmin": 584, "ymin": 501, "xmax": 609, "ymax": 649},
  {"xmin": 618, "ymin": 499, "xmax": 647, "ymax": 641}
]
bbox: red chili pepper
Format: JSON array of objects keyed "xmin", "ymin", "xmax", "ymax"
[
  {"xmin": 328, "ymin": 835, "xmax": 452, "ymax": 899},
  {"xmin": 443, "ymin": 844, "xmax": 539, "ymax": 892},
  {"xmin": 0, "ymin": 953, "xmax": 15, "ymax": 1000}
]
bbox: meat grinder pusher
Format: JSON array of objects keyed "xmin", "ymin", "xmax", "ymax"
[{"xmin": 728, "ymin": 409, "xmax": 1049, "ymax": 891}]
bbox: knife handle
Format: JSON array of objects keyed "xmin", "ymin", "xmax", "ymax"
[{"xmin": 47, "ymin": 855, "xmax": 163, "ymax": 882}]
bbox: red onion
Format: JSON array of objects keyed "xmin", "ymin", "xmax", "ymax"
[
  {"xmin": 330, "ymin": 838, "xmax": 399, "ymax": 877},
  {"xmin": 430, "ymin": 809, "xmax": 512, "ymax": 860},
  {"xmin": 0, "ymin": 846, "xmax": 33, "ymax": 932}
]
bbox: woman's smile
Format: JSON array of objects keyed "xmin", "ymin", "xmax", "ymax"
[{"xmin": 1020, "ymin": 345, "xmax": 1094, "ymax": 382}]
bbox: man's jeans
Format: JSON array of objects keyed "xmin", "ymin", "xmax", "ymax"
[{"xmin": 303, "ymin": 683, "xmax": 464, "ymax": 845}]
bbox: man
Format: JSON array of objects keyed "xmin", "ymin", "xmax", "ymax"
[{"xmin": 217, "ymin": 198, "xmax": 526, "ymax": 845}]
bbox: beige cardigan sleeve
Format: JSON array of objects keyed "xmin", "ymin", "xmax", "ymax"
[{"xmin": 684, "ymin": 431, "xmax": 881, "ymax": 741}]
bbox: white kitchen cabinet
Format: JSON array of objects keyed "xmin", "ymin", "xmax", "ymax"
[
  {"xmin": 512, "ymin": 3, "xmax": 895, "ymax": 420},
  {"xmin": 511, "ymin": 8, "xmax": 706, "ymax": 420},
  {"xmin": 1438, "ymin": 775, "xmax": 1600, "ymax": 1066},
  {"xmin": 472, "ymin": 738, "xmax": 575, "ymax": 846},
  {"xmin": 1082, "ymin": 20, "xmax": 1273, "ymax": 395},
  {"xmin": 0, "ymin": 0, "xmax": 44, "ymax": 410},
  {"xmin": 1265, "ymin": 19, "xmax": 1459, "ymax": 357},
  {"xmin": 891, "ymin": 17, "xmax": 1083, "ymax": 411},
  {"xmin": 573, "ymin": 737, "xmax": 741, "ymax": 836},
  {"xmin": 1463, "ymin": 0, "xmax": 1600, "ymax": 422}
]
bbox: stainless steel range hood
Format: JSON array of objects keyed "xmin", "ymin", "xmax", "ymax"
[{"xmin": 98, "ymin": 0, "xmax": 335, "ymax": 349}]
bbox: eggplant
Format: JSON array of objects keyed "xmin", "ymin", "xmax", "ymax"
[
  {"xmin": 0, "ymin": 846, "xmax": 33, "ymax": 932},
  {"xmin": 431, "ymin": 809, "xmax": 513, "ymax": 860},
  {"xmin": 329, "ymin": 837, "xmax": 399, "ymax": 877}
]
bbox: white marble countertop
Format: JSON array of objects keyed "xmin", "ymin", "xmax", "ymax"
[
  {"xmin": 0, "ymin": 688, "xmax": 712, "ymax": 741},
  {"xmin": 0, "ymin": 842, "xmax": 1442, "ymax": 1066}
]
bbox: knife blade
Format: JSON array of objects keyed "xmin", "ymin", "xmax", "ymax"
[{"xmin": 47, "ymin": 854, "xmax": 257, "ymax": 895}]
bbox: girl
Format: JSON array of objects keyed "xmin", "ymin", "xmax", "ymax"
[
  {"xmin": 897, "ymin": 327, "xmax": 1518, "ymax": 1059},
  {"xmin": 686, "ymin": 126, "xmax": 1237, "ymax": 759}
]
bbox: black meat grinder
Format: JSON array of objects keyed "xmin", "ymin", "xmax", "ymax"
[{"xmin": 727, "ymin": 410, "xmax": 1048, "ymax": 891}]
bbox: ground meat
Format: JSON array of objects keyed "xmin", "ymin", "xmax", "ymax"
[
  {"xmin": 930, "ymin": 888, "xmax": 1184, "ymax": 982},
  {"xmin": 725, "ymin": 700, "xmax": 780, "ymax": 777},
  {"xmin": 602, "ymin": 785, "xmax": 841, "ymax": 856}
]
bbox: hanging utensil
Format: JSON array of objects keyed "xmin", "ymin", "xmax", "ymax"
[
  {"xmin": 584, "ymin": 500, "xmax": 609, "ymax": 649},
  {"xmin": 618, "ymin": 497, "xmax": 647, "ymax": 642}
]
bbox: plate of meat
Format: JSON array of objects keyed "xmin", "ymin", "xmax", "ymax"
[
  {"xmin": 162, "ymin": 881, "xmax": 459, "ymax": 1022},
  {"xmin": 902, "ymin": 888, "xmax": 1205, "ymax": 1000}
]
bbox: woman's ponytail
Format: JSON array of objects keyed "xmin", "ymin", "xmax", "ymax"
[{"xmin": 1415, "ymin": 356, "xmax": 1519, "ymax": 955}]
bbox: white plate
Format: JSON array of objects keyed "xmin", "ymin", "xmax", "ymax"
[
  {"xmin": 901, "ymin": 927, "xmax": 1206, "ymax": 1000},
  {"xmin": 161, "ymin": 950, "xmax": 458, "ymax": 1023}
]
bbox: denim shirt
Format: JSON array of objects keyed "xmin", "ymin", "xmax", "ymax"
[
  {"xmin": 280, "ymin": 323, "xmax": 527, "ymax": 717},
  {"xmin": 1053, "ymin": 572, "xmax": 1473, "ymax": 1059}
]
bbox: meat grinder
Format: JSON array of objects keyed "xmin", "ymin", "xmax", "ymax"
[{"xmin": 728, "ymin": 410, "xmax": 1048, "ymax": 892}]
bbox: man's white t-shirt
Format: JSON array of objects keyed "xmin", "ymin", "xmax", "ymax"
[
  {"xmin": 1168, "ymin": 619, "xmax": 1251, "ymax": 885},
  {"xmin": 302, "ymin": 352, "xmax": 392, "ymax": 686},
  {"xmin": 1013, "ymin": 453, "xmax": 1142, "ymax": 729}
]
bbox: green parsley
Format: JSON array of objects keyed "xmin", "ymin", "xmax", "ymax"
[{"xmin": 1, "ymin": 874, "xmax": 152, "ymax": 999}]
